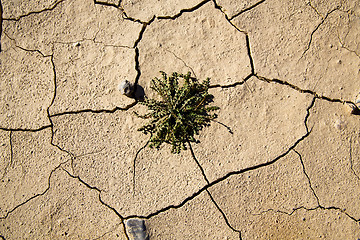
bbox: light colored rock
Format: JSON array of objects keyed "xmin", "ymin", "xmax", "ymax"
[
  {"xmin": 125, "ymin": 218, "xmax": 148, "ymax": 240},
  {"xmin": 119, "ymin": 80, "xmax": 134, "ymax": 97}
]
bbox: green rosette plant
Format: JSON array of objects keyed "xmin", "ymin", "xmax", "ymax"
[{"xmin": 136, "ymin": 71, "xmax": 219, "ymax": 153}]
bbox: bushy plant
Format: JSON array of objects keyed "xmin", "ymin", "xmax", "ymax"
[{"xmin": 136, "ymin": 71, "xmax": 219, "ymax": 153}]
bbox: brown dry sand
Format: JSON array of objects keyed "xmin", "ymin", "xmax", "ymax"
[{"xmin": 1, "ymin": 0, "xmax": 360, "ymax": 239}]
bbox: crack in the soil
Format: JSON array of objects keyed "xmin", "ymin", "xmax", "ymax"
[
  {"xmin": 49, "ymin": 103, "xmax": 137, "ymax": 117},
  {"xmin": 131, "ymin": 17, "xmax": 155, "ymax": 99},
  {"xmin": 349, "ymin": 137, "xmax": 360, "ymax": 181},
  {"xmin": 62, "ymin": 168, "xmax": 130, "ymax": 240},
  {"xmin": 0, "ymin": 131, "xmax": 12, "ymax": 181},
  {"xmin": 133, "ymin": 16, "xmax": 155, "ymax": 48},
  {"xmin": 300, "ymin": 7, "xmax": 339, "ymax": 59},
  {"xmin": 93, "ymin": 0, "xmax": 121, "ymax": 8},
  {"xmin": 133, "ymin": 47, "xmax": 141, "ymax": 90},
  {"xmin": 50, "ymin": 37, "xmax": 140, "ymax": 115},
  {"xmin": 253, "ymin": 204, "xmax": 360, "ymax": 223},
  {"xmin": 122, "ymin": 11, "xmax": 152, "ymax": 25},
  {"xmin": 94, "ymin": 0, "xmax": 150, "ymax": 25},
  {"xmin": 212, "ymin": 0, "xmax": 255, "ymax": 78},
  {"xmin": 188, "ymin": 141, "xmax": 243, "ymax": 238},
  {"xmin": 255, "ymin": 74, "xmax": 357, "ymax": 108},
  {"xmin": 0, "ymin": 34, "xmax": 58, "ymax": 131},
  {"xmin": 337, "ymin": 13, "xmax": 360, "ymax": 60},
  {"xmin": 306, "ymin": 0, "xmax": 324, "ymax": 18},
  {"xmin": 3, "ymin": 0, "xmax": 65, "ymax": 21},
  {"xmin": 244, "ymin": 34, "xmax": 255, "ymax": 75},
  {"xmin": 4, "ymin": 14, "xmax": 142, "ymax": 118},
  {"xmin": 205, "ymin": 189, "xmax": 243, "ymax": 239},
  {"xmin": 229, "ymin": 0, "xmax": 266, "ymax": 21},
  {"xmin": 0, "ymin": 0, "xmax": 2, "ymax": 52},
  {"xmin": 3, "ymin": 0, "xmax": 359, "ymax": 237},
  {"xmin": 0, "ymin": 50, "xmax": 75, "ymax": 219},
  {"xmin": 209, "ymin": 74, "xmax": 253, "ymax": 90},
  {"xmin": 132, "ymin": 138, "xmax": 151, "ymax": 194},
  {"xmin": 0, "ymin": 125, "xmax": 52, "ymax": 132},
  {"xmin": 188, "ymin": 141, "xmax": 209, "ymax": 184},
  {"xmin": 123, "ymin": 96, "xmax": 314, "ymax": 220},
  {"xmin": 157, "ymin": 0, "xmax": 211, "ymax": 20},
  {"xmin": 164, "ymin": 48, "xmax": 197, "ymax": 78},
  {"xmin": 0, "ymin": 163, "xmax": 65, "ymax": 219},
  {"xmin": 47, "ymin": 55, "xmax": 75, "ymax": 157},
  {"xmin": 91, "ymin": 223, "xmax": 122, "ymax": 240},
  {"xmin": 339, "ymin": 39, "xmax": 360, "ymax": 59},
  {"xmin": 257, "ymin": 147, "xmax": 360, "ymax": 223},
  {"xmin": 123, "ymin": 130, "xmax": 312, "ymax": 220},
  {"xmin": 293, "ymin": 149, "xmax": 320, "ymax": 205}
]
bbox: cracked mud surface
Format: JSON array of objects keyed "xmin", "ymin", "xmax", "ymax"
[{"xmin": 0, "ymin": 0, "xmax": 359, "ymax": 239}]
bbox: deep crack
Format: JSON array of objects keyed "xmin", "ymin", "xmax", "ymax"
[
  {"xmin": 3, "ymin": 0, "xmax": 65, "ymax": 21},
  {"xmin": 93, "ymin": 0, "xmax": 121, "ymax": 8},
  {"xmin": 255, "ymin": 74, "xmax": 357, "ymax": 108},
  {"xmin": 124, "ymin": 123, "xmax": 313, "ymax": 220},
  {"xmin": 0, "ymin": 125, "xmax": 52, "ymax": 132},
  {"xmin": 133, "ymin": 16, "xmax": 155, "ymax": 48},
  {"xmin": 0, "ymin": 0, "xmax": 3, "ymax": 52},
  {"xmin": 188, "ymin": 142, "xmax": 243, "ymax": 237},
  {"xmin": 212, "ymin": 0, "xmax": 255, "ymax": 76},
  {"xmin": 49, "ymin": 103, "xmax": 137, "ymax": 118},
  {"xmin": 157, "ymin": 0, "xmax": 211, "ymax": 20}
]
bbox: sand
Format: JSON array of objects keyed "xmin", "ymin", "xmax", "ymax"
[{"xmin": 0, "ymin": 0, "xmax": 359, "ymax": 239}]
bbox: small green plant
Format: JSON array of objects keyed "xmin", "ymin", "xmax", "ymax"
[{"xmin": 136, "ymin": 71, "xmax": 219, "ymax": 154}]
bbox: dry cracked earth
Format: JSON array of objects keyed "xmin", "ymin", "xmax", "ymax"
[{"xmin": 0, "ymin": 0, "xmax": 360, "ymax": 239}]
